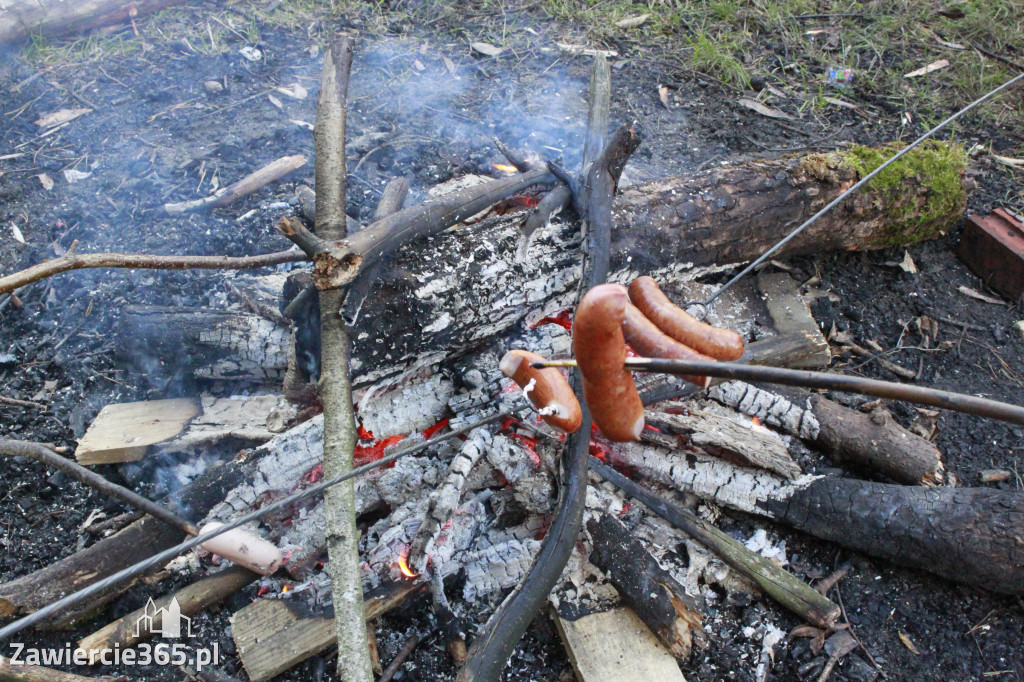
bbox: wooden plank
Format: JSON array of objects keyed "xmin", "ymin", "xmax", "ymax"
[
  {"xmin": 554, "ymin": 607, "xmax": 687, "ymax": 682},
  {"xmin": 757, "ymin": 271, "xmax": 831, "ymax": 368},
  {"xmin": 75, "ymin": 398, "xmax": 200, "ymax": 465},
  {"xmin": 232, "ymin": 580, "xmax": 424, "ymax": 682},
  {"xmin": 232, "ymin": 600, "xmax": 335, "ymax": 682}
]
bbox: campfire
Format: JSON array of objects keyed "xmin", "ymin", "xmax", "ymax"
[{"xmin": 2, "ymin": 9, "xmax": 1024, "ymax": 682}]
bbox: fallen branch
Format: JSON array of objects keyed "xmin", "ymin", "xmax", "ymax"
[
  {"xmin": 0, "ymin": 247, "xmax": 305, "ymax": 296},
  {"xmin": 0, "ymin": 0, "xmax": 185, "ymax": 43},
  {"xmin": 163, "ymin": 154, "xmax": 307, "ymax": 215}
]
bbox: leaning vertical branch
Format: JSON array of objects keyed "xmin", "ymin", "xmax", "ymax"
[{"xmin": 315, "ymin": 34, "xmax": 374, "ymax": 682}]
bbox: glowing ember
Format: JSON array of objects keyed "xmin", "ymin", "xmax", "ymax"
[
  {"xmin": 354, "ymin": 434, "xmax": 405, "ymax": 466},
  {"xmin": 492, "ymin": 162, "xmax": 517, "ymax": 174},
  {"xmin": 281, "ymin": 584, "xmax": 291, "ymax": 593},
  {"xmin": 528, "ymin": 308, "xmax": 573, "ymax": 331},
  {"xmin": 397, "ymin": 552, "xmax": 417, "ymax": 578}
]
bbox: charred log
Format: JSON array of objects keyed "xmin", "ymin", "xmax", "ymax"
[{"xmin": 587, "ymin": 514, "xmax": 702, "ymax": 659}]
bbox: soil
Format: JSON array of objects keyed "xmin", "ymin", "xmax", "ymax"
[{"xmin": 1, "ymin": 4, "xmax": 1022, "ymax": 682}]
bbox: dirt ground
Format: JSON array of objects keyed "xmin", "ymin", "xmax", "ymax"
[{"xmin": 1, "ymin": 1, "xmax": 1023, "ymax": 681}]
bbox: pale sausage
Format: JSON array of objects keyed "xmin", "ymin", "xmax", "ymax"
[{"xmin": 499, "ymin": 349, "xmax": 583, "ymax": 434}]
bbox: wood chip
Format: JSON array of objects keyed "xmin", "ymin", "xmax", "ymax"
[
  {"xmin": 615, "ymin": 13, "xmax": 651, "ymax": 28},
  {"xmin": 75, "ymin": 398, "xmax": 201, "ymax": 465},
  {"xmin": 738, "ymin": 97, "xmax": 793, "ymax": 120},
  {"xmin": 979, "ymin": 469, "xmax": 1012, "ymax": 484},
  {"xmin": 904, "ymin": 59, "xmax": 950, "ymax": 78},
  {"xmin": 34, "ymin": 108, "xmax": 91, "ymax": 128},
  {"xmin": 958, "ymin": 285, "xmax": 1006, "ymax": 305},
  {"xmin": 10, "ymin": 224, "xmax": 25, "ymax": 244},
  {"xmin": 275, "ymin": 83, "xmax": 308, "ymax": 100},
  {"xmin": 441, "ymin": 54, "xmax": 457, "ymax": 75},
  {"xmin": 37, "ymin": 173, "xmax": 54, "ymax": 190},
  {"xmin": 470, "ymin": 42, "xmax": 504, "ymax": 57},
  {"xmin": 63, "ymin": 168, "xmax": 92, "ymax": 183}
]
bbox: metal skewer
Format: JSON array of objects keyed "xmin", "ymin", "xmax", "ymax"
[{"xmin": 533, "ymin": 358, "xmax": 1024, "ymax": 426}]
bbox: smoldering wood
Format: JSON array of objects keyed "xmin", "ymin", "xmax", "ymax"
[
  {"xmin": 587, "ymin": 514, "xmax": 702, "ymax": 660},
  {"xmin": 589, "ymin": 457, "xmax": 840, "ymax": 630},
  {"xmin": 231, "ymin": 579, "xmax": 425, "ymax": 682},
  {"xmin": 115, "ymin": 145, "xmax": 965, "ymax": 388},
  {"xmin": 756, "ymin": 272, "xmax": 832, "ymax": 369},
  {"xmin": 710, "ymin": 381, "xmax": 944, "ymax": 485},
  {"xmin": 612, "ymin": 441, "xmax": 1024, "ymax": 594},
  {"xmin": 647, "ymin": 406, "xmax": 802, "ymax": 480},
  {"xmin": 77, "ymin": 566, "xmax": 256, "ymax": 662},
  {"xmin": 0, "ymin": 0, "xmax": 185, "ymax": 43}
]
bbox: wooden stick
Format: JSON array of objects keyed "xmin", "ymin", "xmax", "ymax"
[
  {"xmin": 163, "ymin": 155, "xmax": 307, "ymax": 214},
  {"xmin": 77, "ymin": 566, "xmax": 256, "ymax": 662},
  {"xmin": 589, "ymin": 457, "xmax": 841, "ymax": 629},
  {"xmin": 313, "ymin": 34, "xmax": 373, "ymax": 682},
  {"xmin": 0, "ymin": 247, "xmax": 305, "ymax": 295},
  {"xmin": 534, "ymin": 358, "xmax": 1024, "ymax": 427},
  {"xmin": 379, "ymin": 630, "xmax": 427, "ymax": 682},
  {"xmin": 458, "ymin": 56, "xmax": 638, "ymax": 682}
]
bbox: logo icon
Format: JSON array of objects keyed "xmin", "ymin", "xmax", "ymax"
[{"xmin": 133, "ymin": 597, "xmax": 193, "ymax": 639}]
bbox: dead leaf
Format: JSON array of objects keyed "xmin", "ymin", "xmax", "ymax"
[
  {"xmin": 34, "ymin": 108, "xmax": 91, "ymax": 128},
  {"xmin": 904, "ymin": 59, "xmax": 950, "ymax": 78},
  {"xmin": 275, "ymin": 83, "xmax": 308, "ymax": 100},
  {"xmin": 658, "ymin": 84, "xmax": 671, "ymax": 109},
  {"xmin": 899, "ymin": 250, "xmax": 918, "ymax": 274},
  {"xmin": 738, "ymin": 98, "xmax": 793, "ymax": 120},
  {"xmin": 863, "ymin": 338, "xmax": 885, "ymax": 353},
  {"xmin": 789, "ymin": 625, "xmax": 825, "ymax": 639},
  {"xmin": 267, "ymin": 94, "xmax": 283, "ymax": 109},
  {"xmin": 991, "ymin": 153, "xmax": 1024, "ymax": 168},
  {"xmin": 615, "ymin": 13, "xmax": 651, "ymax": 28},
  {"xmin": 10, "ymin": 223, "xmax": 25, "ymax": 244},
  {"xmin": 441, "ymin": 54, "xmax": 456, "ymax": 75},
  {"xmin": 933, "ymin": 35, "xmax": 965, "ymax": 50},
  {"xmin": 822, "ymin": 96, "xmax": 860, "ymax": 111},
  {"xmin": 470, "ymin": 42, "xmax": 504, "ymax": 58},
  {"xmin": 239, "ymin": 46, "xmax": 262, "ymax": 62},
  {"xmin": 290, "ymin": 119, "xmax": 314, "ymax": 131},
  {"xmin": 958, "ymin": 285, "xmax": 1006, "ymax": 305},
  {"xmin": 37, "ymin": 173, "xmax": 54, "ymax": 190},
  {"xmin": 412, "ymin": 59, "xmax": 425, "ymax": 71},
  {"xmin": 898, "ymin": 631, "xmax": 921, "ymax": 655}
]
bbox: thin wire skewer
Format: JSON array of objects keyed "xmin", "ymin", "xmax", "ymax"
[{"xmin": 533, "ymin": 358, "xmax": 1024, "ymax": 426}]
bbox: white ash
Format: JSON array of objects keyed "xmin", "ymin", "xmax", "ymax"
[
  {"xmin": 277, "ymin": 500, "xmax": 326, "ymax": 576},
  {"xmin": 479, "ymin": 516, "xmax": 546, "ymax": 546},
  {"xmin": 409, "ymin": 428, "xmax": 490, "ymax": 571},
  {"xmin": 744, "ymin": 622, "xmax": 787, "ymax": 682},
  {"xmin": 357, "ymin": 371, "xmax": 454, "ymax": 438},
  {"xmin": 709, "ymin": 381, "xmax": 820, "ymax": 441},
  {"xmin": 744, "ymin": 529, "xmax": 788, "ymax": 567},
  {"xmin": 374, "ymin": 445, "xmax": 444, "ymax": 506},
  {"xmin": 461, "ymin": 538, "xmax": 542, "ymax": 601},
  {"xmin": 584, "ymin": 481, "xmax": 628, "ymax": 517}
]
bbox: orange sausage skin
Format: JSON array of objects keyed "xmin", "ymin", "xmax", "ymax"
[
  {"xmin": 628, "ymin": 276, "xmax": 744, "ymax": 361},
  {"xmin": 499, "ymin": 350, "xmax": 583, "ymax": 434},
  {"xmin": 622, "ymin": 302, "xmax": 713, "ymax": 389},
  {"xmin": 573, "ymin": 284, "xmax": 645, "ymax": 442}
]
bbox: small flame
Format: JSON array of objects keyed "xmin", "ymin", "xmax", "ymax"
[
  {"xmin": 492, "ymin": 163, "xmax": 517, "ymax": 174},
  {"xmin": 282, "ymin": 584, "xmax": 291, "ymax": 593},
  {"xmin": 751, "ymin": 416, "xmax": 762, "ymax": 426},
  {"xmin": 397, "ymin": 552, "xmax": 418, "ymax": 578}
]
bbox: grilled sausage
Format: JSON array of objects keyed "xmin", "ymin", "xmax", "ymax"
[
  {"xmin": 622, "ymin": 302, "xmax": 714, "ymax": 388},
  {"xmin": 573, "ymin": 284, "xmax": 644, "ymax": 441},
  {"xmin": 499, "ymin": 349, "xmax": 583, "ymax": 434},
  {"xmin": 628, "ymin": 276, "xmax": 744, "ymax": 361}
]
